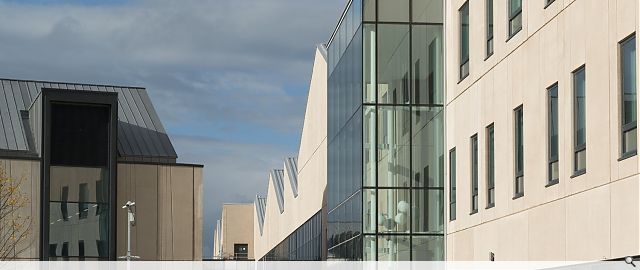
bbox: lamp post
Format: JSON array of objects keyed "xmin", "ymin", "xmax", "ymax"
[{"xmin": 119, "ymin": 201, "xmax": 140, "ymax": 261}]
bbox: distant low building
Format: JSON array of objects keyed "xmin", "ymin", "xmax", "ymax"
[{"xmin": 213, "ymin": 203, "xmax": 254, "ymax": 260}]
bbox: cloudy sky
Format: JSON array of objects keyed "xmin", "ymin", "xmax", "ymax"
[{"xmin": 0, "ymin": 0, "xmax": 344, "ymax": 258}]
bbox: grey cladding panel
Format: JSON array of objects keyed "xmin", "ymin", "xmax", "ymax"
[{"xmin": 0, "ymin": 78, "xmax": 177, "ymax": 160}]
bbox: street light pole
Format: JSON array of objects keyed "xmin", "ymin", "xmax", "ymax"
[{"xmin": 119, "ymin": 201, "xmax": 140, "ymax": 261}]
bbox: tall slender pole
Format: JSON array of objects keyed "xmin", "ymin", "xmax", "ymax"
[{"xmin": 119, "ymin": 201, "xmax": 139, "ymax": 261}]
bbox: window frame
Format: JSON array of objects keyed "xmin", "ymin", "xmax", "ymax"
[
  {"xmin": 547, "ymin": 83, "xmax": 560, "ymax": 186},
  {"xmin": 620, "ymin": 33, "xmax": 638, "ymax": 160},
  {"xmin": 459, "ymin": 1, "xmax": 470, "ymax": 81},
  {"xmin": 572, "ymin": 65, "xmax": 587, "ymax": 176},
  {"xmin": 470, "ymin": 134, "xmax": 479, "ymax": 214},
  {"xmin": 486, "ymin": 124, "xmax": 495, "ymax": 208},
  {"xmin": 449, "ymin": 148, "xmax": 457, "ymax": 221},
  {"xmin": 507, "ymin": 0, "xmax": 522, "ymax": 39},
  {"xmin": 513, "ymin": 105, "xmax": 524, "ymax": 199},
  {"xmin": 485, "ymin": 0, "xmax": 494, "ymax": 58},
  {"xmin": 544, "ymin": 0, "xmax": 556, "ymax": 9}
]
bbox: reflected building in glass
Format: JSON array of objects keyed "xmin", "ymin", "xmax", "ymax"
[
  {"xmin": 326, "ymin": 0, "xmax": 444, "ymax": 261},
  {"xmin": 0, "ymin": 79, "xmax": 203, "ymax": 261}
]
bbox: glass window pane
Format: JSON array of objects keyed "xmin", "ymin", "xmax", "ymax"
[
  {"xmin": 378, "ymin": 106, "xmax": 411, "ymax": 187},
  {"xmin": 413, "ymin": 0, "xmax": 443, "ymax": 23},
  {"xmin": 364, "ymin": 24, "xmax": 376, "ymax": 103},
  {"xmin": 515, "ymin": 107, "xmax": 524, "ymax": 173},
  {"xmin": 624, "ymin": 128, "xmax": 637, "ymax": 154},
  {"xmin": 412, "ymin": 107, "xmax": 444, "ymax": 188},
  {"xmin": 449, "ymin": 148, "xmax": 457, "ymax": 221},
  {"xmin": 364, "ymin": 235, "xmax": 376, "ymax": 260},
  {"xmin": 548, "ymin": 85, "xmax": 559, "ymax": 160},
  {"xmin": 574, "ymin": 67, "xmax": 586, "ymax": 149},
  {"xmin": 412, "ymin": 25, "xmax": 444, "ymax": 105},
  {"xmin": 575, "ymin": 149, "xmax": 586, "ymax": 172},
  {"xmin": 364, "ymin": 106, "xmax": 376, "ymax": 187},
  {"xmin": 509, "ymin": 0, "xmax": 522, "ymax": 15},
  {"xmin": 378, "ymin": 24, "xmax": 410, "ymax": 104},
  {"xmin": 377, "ymin": 189, "xmax": 410, "ymax": 233},
  {"xmin": 363, "ymin": 189, "xmax": 376, "ymax": 233},
  {"xmin": 471, "ymin": 135, "xmax": 479, "ymax": 212},
  {"xmin": 49, "ymin": 166, "xmax": 109, "ymax": 259},
  {"xmin": 378, "ymin": 235, "xmax": 410, "ymax": 261},
  {"xmin": 379, "ymin": 0, "xmax": 409, "ymax": 22},
  {"xmin": 622, "ymin": 36, "xmax": 637, "ymax": 126},
  {"xmin": 412, "ymin": 189, "xmax": 444, "ymax": 233},
  {"xmin": 412, "ymin": 235, "xmax": 444, "ymax": 261},
  {"xmin": 459, "ymin": 2, "xmax": 469, "ymax": 79},
  {"xmin": 363, "ymin": 0, "xmax": 375, "ymax": 21},
  {"xmin": 486, "ymin": 125, "xmax": 495, "ymax": 190}
]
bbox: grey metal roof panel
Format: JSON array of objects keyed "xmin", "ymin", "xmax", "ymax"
[{"xmin": 0, "ymin": 78, "xmax": 177, "ymax": 159}]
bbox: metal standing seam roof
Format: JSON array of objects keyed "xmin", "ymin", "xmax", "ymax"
[
  {"xmin": 254, "ymin": 195, "xmax": 267, "ymax": 236},
  {"xmin": 284, "ymin": 157, "xmax": 298, "ymax": 197},
  {"xmin": 0, "ymin": 79, "xmax": 177, "ymax": 160}
]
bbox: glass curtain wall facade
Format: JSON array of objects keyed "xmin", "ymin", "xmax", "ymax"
[
  {"xmin": 327, "ymin": 0, "xmax": 444, "ymax": 261},
  {"xmin": 260, "ymin": 212, "xmax": 322, "ymax": 261}
]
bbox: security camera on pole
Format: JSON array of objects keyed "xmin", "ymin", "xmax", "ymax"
[{"xmin": 119, "ymin": 201, "xmax": 140, "ymax": 261}]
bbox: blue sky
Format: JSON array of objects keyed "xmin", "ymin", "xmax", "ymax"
[{"xmin": 0, "ymin": 0, "xmax": 345, "ymax": 258}]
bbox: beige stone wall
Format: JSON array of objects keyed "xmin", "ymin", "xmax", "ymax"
[
  {"xmin": 218, "ymin": 204, "xmax": 254, "ymax": 260},
  {"xmin": 0, "ymin": 159, "xmax": 40, "ymax": 260},
  {"xmin": 117, "ymin": 163, "xmax": 203, "ymax": 261},
  {"xmin": 445, "ymin": 0, "xmax": 640, "ymax": 260},
  {"xmin": 253, "ymin": 47, "xmax": 328, "ymax": 260},
  {"xmin": 0, "ymin": 160, "xmax": 203, "ymax": 261}
]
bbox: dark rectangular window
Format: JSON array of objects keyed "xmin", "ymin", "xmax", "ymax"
[
  {"xmin": 459, "ymin": 2, "xmax": 470, "ymax": 80},
  {"xmin": 548, "ymin": 84, "xmax": 559, "ymax": 185},
  {"xmin": 514, "ymin": 106, "xmax": 524, "ymax": 198},
  {"xmin": 486, "ymin": 0, "xmax": 494, "ymax": 57},
  {"xmin": 449, "ymin": 148, "xmax": 457, "ymax": 221},
  {"xmin": 234, "ymin": 243, "xmax": 249, "ymax": 260},
  {"xmin": 50, "ymin": 103, "xmax": 110, "ymax": 167},
  {"xmin": 78, "ymin": 240, "xmax": 85, "ymax": 261},
  {"xmin": 573, "ymin": 66, "xmax": 587, "ymax": 174},
  {"xmin": 61, "ymin": 186, "xmax": 69, "ymax": 221},
  {"xmin": 508, "ymin": 0, "xmax": 522, "ymax": 38},
  {"xmin": 486, "ymin": 124, "xmax": 495, "ymax": 208},
  {"xmin": 621, "ymin": 34, "xmax": 637, "ymax": 158},
  {"xmin": 470, "ymin": 135, "xmax": 478, "ymax": 214}
]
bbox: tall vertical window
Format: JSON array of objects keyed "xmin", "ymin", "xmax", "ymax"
[
  {"xmin": 459, "ymin": 2, "xmax": 469, "ymax": 80},
  {"xmin": 486, "ymin": 0, "xmax": 494, "ymax": 57},
  {"xmin": 514, "ymin": 106, "xmax": 524, "ymax": 197},
  {"xmin": 470, "ymin": 135, "xmax": 478, "ymax": 214},
  {"xmin": 573, "ymin": 66, "xmax": 587, "ymax": 174},
  {"xmin": 449, "ymin": 148, "xmax": 456, "ymax": 221},
  {"xmin": 621, "ymin": 34, "xmax": 637, "ymax": 158},
  {"xmin": 548, "ymin": 84, "xmax": 559, "ymax": 185},
  {"xmin": 486, "ymin": 124, "xmax": 495, "ymax": 208},
  {"xmin": 508, "ymin": 0, "xmax": 522, "ymax": 38}
]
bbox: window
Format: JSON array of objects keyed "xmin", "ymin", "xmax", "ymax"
[
  {"xmin": 621, "ymin": 34, "xmax": 637, "ymax": 158},
  {"xmin": 486, "ymin": 0, "xmax": 494, "ymax": 57},
  {"xmin": 79, "ymin": 183, "xmax": 89, "ymax": 219},
  {"xmin": 470, "ymin": 135, "xmax": 479, "ymax": 214},
  {"xmin": 573, "ymin": 66, "xmax": 586, "ymax": 175},
  {"xmin": 514, "ymin": 106, "xmax": 524, "ymax": 198},
  {"xmin": 548, "ymin": 84, "xmax": 559, "ymax": 185},
  {"xmin": 486, "ymin": 124, "xmax": 495, "ymax": 207},
  {"xmin": 459, "ymin": 2, "xmax": 469, "ymax": 80},
  {"xmin": 449, "ymin": 148, "xmax": 457, "ymax": 221},
  {"xmin": 234, "ymin": 243, "xmax": 249, "ymax": 260},
  {"xmin": 508, "ymin": 0, "xmax": 522, "ymax": 38}
]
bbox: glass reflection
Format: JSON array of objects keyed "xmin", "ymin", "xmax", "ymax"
[
  {"xmin": 411, "ymin": 108, "xmax": 444, "ymax": 188},
  {"xmin": 378, "ymin": 106, "xmax": 410, "ymax": 187},
  {"xmin": 412, "ymin": 235, "xmax": 444, "ymax": 260},
  {"xmin": 378, "ymin": 235, "xmax": 410, "ymax": 261},
  {"xmin": 412, "ymin": 25, "xmax": 444, "ymax": 105},
  {"xmin": 378, "ymin": 24, "xmax": 410, "ymax": 104},
  {"xmin": 377, "ymin": 189, "xmax": 410, "ymax": 233}
]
